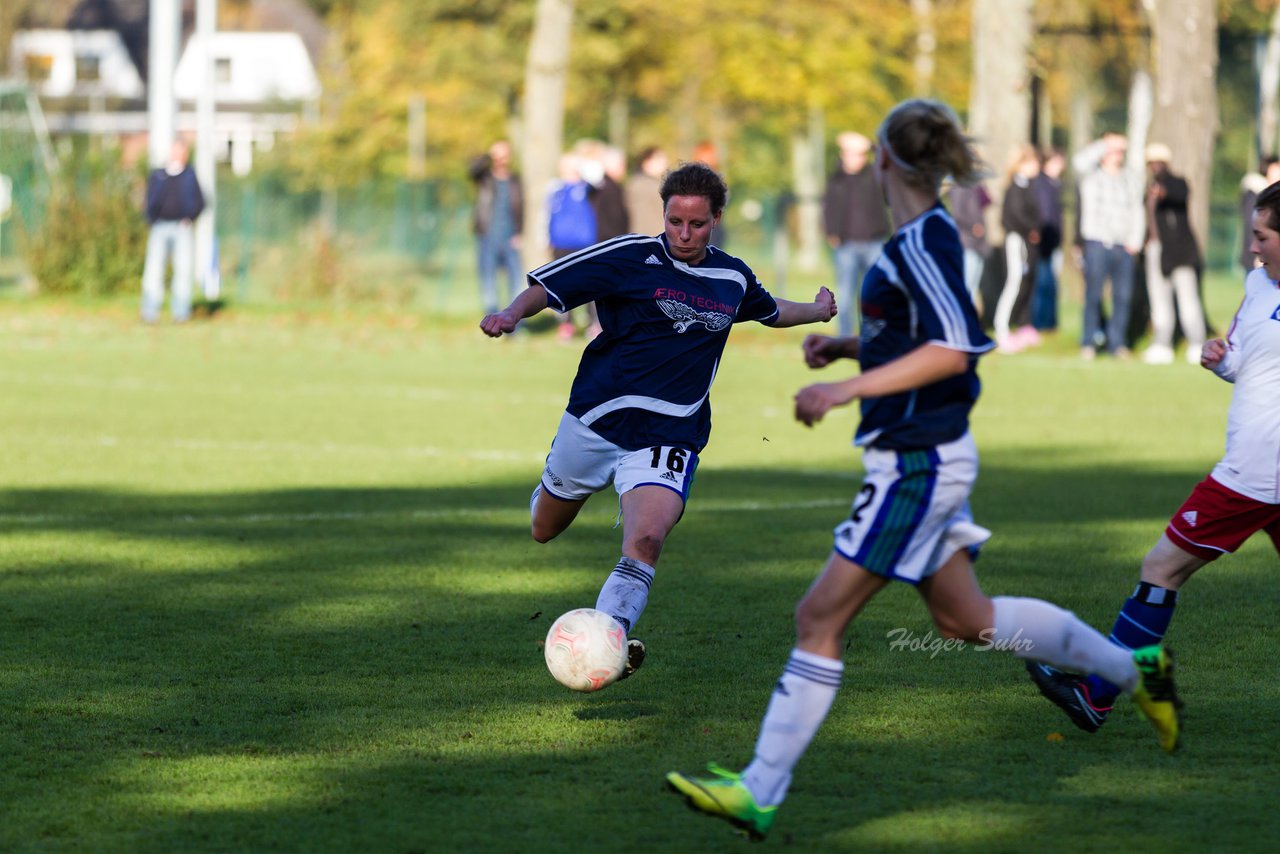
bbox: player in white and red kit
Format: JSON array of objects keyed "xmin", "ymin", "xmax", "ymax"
[{"xmin": 1029, "ymin": 181, "xmax": 1280, "ymax": 732}]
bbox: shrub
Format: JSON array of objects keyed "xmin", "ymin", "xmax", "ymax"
[{"xmin": 24, "ymin": 153, "xmax": 148, "ymax": 296}]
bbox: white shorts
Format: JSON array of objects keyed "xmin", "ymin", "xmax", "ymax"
[
  {"xmin": 540, "ymin": 411, "xmax": 698, "ymax": 503},
  {"xmin": 833, "ymin": 432, "xmax": 991, "ymax": 584}
]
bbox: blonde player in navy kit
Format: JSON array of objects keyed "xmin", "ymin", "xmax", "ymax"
[
  {"xmin": 665, "ymin": 100, "xmax": 1183, "ymax": 840},
  {"xmin": 481, "ymin": 162, "xmax": 836, "ymax": 680}
]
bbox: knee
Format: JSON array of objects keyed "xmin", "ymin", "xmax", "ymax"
[
  {"xmin": 625, "ymin": 532, "xmax": 664, "ymax": 566},
  {"xmin": 530, "ymin": 522, "xmax": 560, "ymax": 544},
  {"xmin": 794, "ymin": 595, "xmax": 838, "ymax": 646}
]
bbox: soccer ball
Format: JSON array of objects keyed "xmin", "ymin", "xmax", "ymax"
[{"xmin": 544, "ymin": 608, "xmax": 628, "ymax": 692}]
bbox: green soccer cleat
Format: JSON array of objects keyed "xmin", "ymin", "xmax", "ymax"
[
  {"xmin": 1131, "ymin": 645, "xmax": 1183, "ymax": 754},
  {"xmin": 665, "ymin": 763, "xmax": 777, "ymax": 840}
]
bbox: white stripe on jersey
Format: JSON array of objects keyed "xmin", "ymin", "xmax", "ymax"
[
  {"xmin": 899, "ymin": 211, "xmax": 968, "ymax": 346},
  {"xmin": 530, "ymin": 235, "xmax": 659, "ymax": 311},
  {"xmin": 662, "ymin": 244, "xmax": 750, "ymax": 294},
  {"xmin": 578, "ymin": 358, "xmax": 721, "ymax": 428}
]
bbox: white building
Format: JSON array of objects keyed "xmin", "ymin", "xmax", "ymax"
[{"xmin": 9, "ymin": 29, "xmax": 144, "ymax": 100}]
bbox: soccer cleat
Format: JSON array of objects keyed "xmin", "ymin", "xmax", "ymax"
[
  {"xmin": 615, "ymin": 638, "xmax": 646, "ymax": 681},
  {"xmin": 666, "ymin": 763, "xmax": 777, "ymax": 839},
  {"xmin": 1131, "ymin": 645, "xmax": 1183, "ymax": 754},
  {"xmin": 1025, "ymin": 661, "xmax": 1113, "ymax": 733}
]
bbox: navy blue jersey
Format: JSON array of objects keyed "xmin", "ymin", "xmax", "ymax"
[
  {"xmin": 530, "ymin": 234, "xmax": 780, "ymax": 452},
  {"xmin": 856, "ymin": 203, "xmax": 994, "ymax": 449}
]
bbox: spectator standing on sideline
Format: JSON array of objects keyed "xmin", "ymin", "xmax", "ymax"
[
  {"xmin": 993, "ymin": 146, "xmax": 1042, "ymax": 353},
  {"xmin": 1238, "ymin": 156, "xmax": 1280, "ymax": 274},
  {"xmin": 1073, "ymin": 133, "xmax": 1146, "ymax": 361},
  {"xmin": 547, "ymin": 151, "xmax": 598, "ymax": 341},
  {"xmin": 946, "ymin": 180, "xmax": 992, "ymax": 307},
  {"xmin": 141, "ymin": 139, "xmax": 205, "ymax": 324},
  {"xmin": 626, "ymin": 146, "xmax": 669, "ymax": 235},
  {"xmin": 1031, "ymin": 149, "xmax": 1065, "ymax": 333},
  {"xmin": 1140, "ymin": 143, "xmax": 1206, "ymax": 366},
  {"xmin": 583, "ymin": 145, "xmax": 631, "ymax": 339},
  {"xmin": 823, "ymin": 132, "xmax": 891, "ymax": 336},
  {"xmin": 468, "ymin": 140, "xmax": 524, "ymax": 316}
]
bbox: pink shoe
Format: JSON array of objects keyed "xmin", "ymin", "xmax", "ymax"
[
  {"xmin": 557, "ymin": 322, "xmax": 576, "ymax": 342},
  {"xmin": 1014, "ymin": 326, "xmax": 1042, "ymax": 347},
  {"xmin": 997, "ymin": 333, "xmax": 1023, "ymax": 354}
]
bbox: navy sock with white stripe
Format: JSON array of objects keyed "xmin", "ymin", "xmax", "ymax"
[
  {"xmin": 594, "ymin": 556, "xmax": 655, "ymax": 634},
  {"xmin": 1085, "ymin": 581, "xmax": 1178, "ymax": 704},
  {"xmin": 742, "ymin": 648, "xmax": 843, "ymax": 808}
]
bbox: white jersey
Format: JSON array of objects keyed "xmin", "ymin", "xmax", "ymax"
[{"xmin": 1208, "ymin": 267, "xmax": 1280, "ymax": 504}]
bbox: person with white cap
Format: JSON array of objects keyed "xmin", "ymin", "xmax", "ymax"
[{"xmin": 1141, "ymin": 142, "xmax": 1207, "ymax": 365}]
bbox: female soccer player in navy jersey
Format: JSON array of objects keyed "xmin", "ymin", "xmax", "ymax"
[
  {"xmin": 665, "ymin": 100, "xmax": 1182, "ymax": 840},
  {"xmin": 480, "ymin": 162, "xmax": 837, "ymax": 680},
  {"xmin": 1028, "ymin": 180, "xmax": 1280, "ymax": 734}
]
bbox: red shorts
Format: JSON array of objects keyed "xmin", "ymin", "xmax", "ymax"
[{"xmin": 1165, "ymin": 475, "xmax": 1280, "ymax": 561}]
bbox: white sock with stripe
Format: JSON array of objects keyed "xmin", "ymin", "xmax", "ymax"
[
  {"xmin": 594, "ymin": 556, "xmax": 655, "ymax": 634},
  {"xmin": 991, "ymin": 596, "xmax": 1137, "ymax": 692},
  {"xmin": 742, "ymin": 648, "xmax": 843, "ymax": 808}
]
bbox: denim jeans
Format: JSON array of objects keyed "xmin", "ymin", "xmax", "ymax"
[
  {"xmin": 141, "ymin": 219, "xmax": 194, "ymax": 322},
  {"xmin": 1081, "ymin": 241, "xmax": 1134, "ymax": 351},
  {"xmin": 478, "ymin": 236, "xmax": 523, "ymax": 314},
  {"xmin": 832, "ymin": 240, "xmax": 882, "ymax": 336},
  {"xmin": 1032, "ymin": 249, "xmax": 1060, "ymax": 330}
]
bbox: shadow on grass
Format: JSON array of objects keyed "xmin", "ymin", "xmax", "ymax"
[{"xmin": 2, "ymin": 455, "xmax": 1276, "ymax": 850}]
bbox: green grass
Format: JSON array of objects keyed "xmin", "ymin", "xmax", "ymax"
[{"xmin": 1, "ymin": 274, "xmax": 1277, "ymax": 853}]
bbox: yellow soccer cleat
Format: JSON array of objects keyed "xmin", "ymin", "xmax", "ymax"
[
  {"xmin": 666, "ymin": 763, "xmax": 777, "ymax": 840},
  {"xmin": 1131, "ymin": 645, "xmax": 1183, "ymax": 754}
]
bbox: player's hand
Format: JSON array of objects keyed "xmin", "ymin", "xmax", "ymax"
[
  {"xmin": 803, "ymin": 334, "xmax": 840, "ymax": 369},
  {"xmin": 813, "ymin": 287, "xmax": 837, "ymax": 322},
  {"xmin": 794, "ymin": 381, "xmax": 855, "ymax": 427},
  {"xmin": 1200, "ymin": 338, "xmax": 1227, "ymax": 369},
  {"xmin": 480, "ymin": 309, "xmax": 520, "ymax": 338}
]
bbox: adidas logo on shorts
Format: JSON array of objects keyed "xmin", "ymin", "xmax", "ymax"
[
  {"xmin": 660, "ymin": 470, "xmax": 678, "ymax": 482},
  {"xmin": 1181, "ymin": 510, "xmax": 1198, "ymax": 527},
  {"xmin": 645, "ymin": 254, "xmax": 662, "ymax": 265}
]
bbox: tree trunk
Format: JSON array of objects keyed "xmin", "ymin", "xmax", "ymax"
[
  {"xmin": 793, "ymin": 104, "xmax": 824, "ymax": 273},
  {"xmin": 968, "ymin": 0, "xmax": 1032, "ymax": 241},
  {"xmin": 1258, "ymin": 6, "xmax": 1280, "ymax": 164},
  {"xmin": 521, "ymin": 0, "xmax": 575, "ymax": 271},
  {"xmin": 1146, "ymin": 0, "xmax": 1218, "ymax": 264},
  {"xmin": 911, "ymin": 0, "xmax": 936, "ymax": 98}
]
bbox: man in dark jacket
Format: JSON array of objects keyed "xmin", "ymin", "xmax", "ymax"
[
  {"xmin": 469, "ymin": 140, "xmax": 525, "ymax": 315},
  {"xmin": 822, "ymin": 132, "xmax": 890, "ymax": 336},
  {"xmin": 141, "ymin": 139, "xmax": 205, "ymax": 323},
  {"xmin": 1141, "ymin": 143, "xmax": 1206, "ymax": 365}
]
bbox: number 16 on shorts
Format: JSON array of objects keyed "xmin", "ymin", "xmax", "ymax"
[{"xmin": 618, "ymin": 445, "xmax": 698, "ymax": 500}]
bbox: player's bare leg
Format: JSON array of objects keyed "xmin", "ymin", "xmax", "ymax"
[
  {"xmin": 530, "ymin": 487, "xmax": 587, "ymax": 543},
  {"xmin": 794, "ymin": 552, "xmax": 888, "ymax": 659},
  {"xmin": 1139, "ymin": 534, "xmax": 1207, "ymax": 590}
]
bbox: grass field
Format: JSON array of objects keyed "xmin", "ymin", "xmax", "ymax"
[{"xmin": 2, "ymin": 273, "xmax": 1278, "ymax": 852}]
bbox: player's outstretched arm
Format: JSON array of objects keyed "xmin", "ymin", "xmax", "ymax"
[
  {"xmin": 794, "ymin": 342, "xmax": 967, "ymax": 427},
  {"xmin": 802, "ymin": 334, "xmax": 859, "ymax": 369},
  {"xmin": 480, "ymin": 284, "xmax": 549, "ymax": 338},
  {"xmin": 771, "ymin": 287, "xmax": 837, "ymax": 328}
]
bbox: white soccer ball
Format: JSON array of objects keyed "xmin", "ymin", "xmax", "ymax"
[{"xmin": 544, "ymin": 608, "xmax": 628, "ymax": 692}]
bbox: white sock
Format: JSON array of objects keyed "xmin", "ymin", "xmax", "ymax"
[
  {"xmin": 594, "ymin": 556, "xmax": 654, "ymax": 634},
  {"xmin": 990, "ymin": 596, "xmax": 1138, "ymax": 692},
  {"xmin": 742, "ymin": 648, "xmax": 843, "ymax": 808}
]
